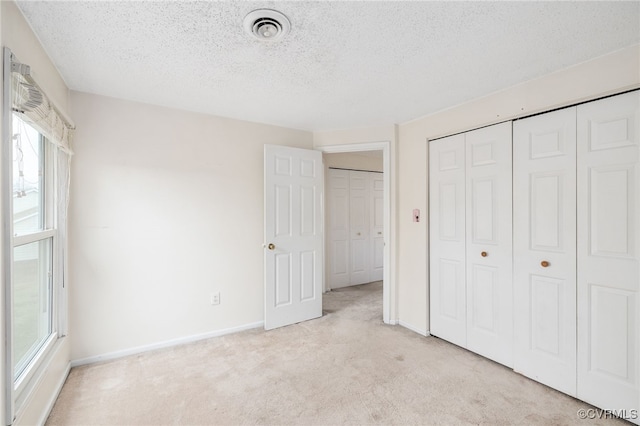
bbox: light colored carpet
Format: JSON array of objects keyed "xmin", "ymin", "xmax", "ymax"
[{"xmin": 47, "ymin": 282, "xmax": 622, "ymax": 425}]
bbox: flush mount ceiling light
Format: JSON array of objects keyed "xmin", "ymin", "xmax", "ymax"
[{"xmin": 243, "ymin": 9, "xmax": 291, "ymax": 42}]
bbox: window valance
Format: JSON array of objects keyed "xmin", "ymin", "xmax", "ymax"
[{"xmin": 10, "ymin": 59, "xmax": 74, "ymax": 154}]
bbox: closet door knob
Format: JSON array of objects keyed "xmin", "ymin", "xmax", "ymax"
[
  {"xmin": 267, "ymin": 243, "xmax": 275, "ymax": 250},
  {"xmin": 541, "ymin": 260, "xmax": 550, "ymax": 267},
  {"xmin": 481, "ymin": 251, "xmax": 488, "ymax": 257}
]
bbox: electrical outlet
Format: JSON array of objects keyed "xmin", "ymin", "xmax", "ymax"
[{"xmin": 210, "ymin": 292, "xmax": 220, "ymax": 306}]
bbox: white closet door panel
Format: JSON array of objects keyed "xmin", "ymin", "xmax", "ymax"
[
  {"xmin": 370, "ymin": 173, "xmax": 384, "ymax": 282},
  {"xmin": 350, "ymin": 171, "xmax": 370, "ymax": 285},
  {"xmin": 327, "ymin": 169, "xmax": 351, "ymax": 289},
  {"xmin": 577, "ymin": 91, "xmax": 639, "ymax": 416},
  {"xmin": 513, "ymin": 107, "xmax": 577, "ymax": 396},
  {"xmin": 429, "ymin": 134, "xmax": 466, "ymax": 348},
  {"xmin": 465, "ymin": 122, "xmax": 513, "ymax": 367}
]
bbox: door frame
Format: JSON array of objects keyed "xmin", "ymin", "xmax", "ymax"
[{"xmin": 317, "ymin": 141, "xmax": 394, "ymax": 325}]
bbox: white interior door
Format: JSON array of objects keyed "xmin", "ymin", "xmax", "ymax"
[
  {"xmin": 327, "ymin": 169, "xmax": 350, "ymax": 289},
  {"xmin": 264, "ymin": 145, "xmax": 323, "ymax": 330},
  {"xmin": 370, "ymin": 172, "xmax": 384, "ymax": 282},
  {"xmin": 429, "ymin": 134, "xmax": 467, "ymax": 348},
  {"xmin": 513, "ymin": 107, "xmax": 577, "ymax": 395},
  {"xmin": 349, "ymin": 171, "xmax": 370, "ymax": 286},
  {"xmin": 464, "ymin": 122, "xmax": 513, "ymax": 367},
  {"xmin": 577, "ymin": 91, "xmax": 639, "ymax": 417}
]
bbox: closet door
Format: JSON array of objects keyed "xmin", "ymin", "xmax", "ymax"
[
  {"xmin": 465, "ymin": 122, "xmax": 513, "ymax": 367},
  {"xmin": 513, "ymin": 107, "xmax": 577, "ymax": 396},
  {"xmin": 327, "ymin": 169, "xmax": 351, "ymax": 289},
  {"xmin": 429, "ymin": 134, "xmax": 466, "ymax": 347},
  {"xmin": 577, "ymin": 91, "xmax": 639, "ymax": 415},
  {"xmin": 349, "ymin": 171, "xmax": 370, "ymax": 285},
  {"xmin": 370, "ymin": 173, "xmax": 384, "ymax": 282}
]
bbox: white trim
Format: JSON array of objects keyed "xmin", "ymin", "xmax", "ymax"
[
  {"xmin": 425, "ymin": 137, "xmax": 431, "ymax": 347},
  {"xmin": 3, "ymin": 47, "xmax": 17, "ymax": 424},
  {"xmin": 13, "ymin": 338, "xmax": 68, "ymax": 425},
  {"xmin": 34, "ymin": 361, "xmax": 69, "ymax": 426},
  {"xmin": 15, "ymin": 332, "xmax": 57, "ymax": 397},
  {"xmin": 13, "ymin": 229, "xmax": 55, "ymax": 247},
  {"xmin": 399, "ymin": 320, "xmax": 429, "ymax": 337},
  {"xmin": 71, "ymin": 321, "xmax": 264, "ymax": 367},
  {"xmin": 316, "ymin": 141, "xmax": 394, "ymax": 325},
  {"xmin": 387, "ymin": 319, "xmax": 399, "ymax": 325}
]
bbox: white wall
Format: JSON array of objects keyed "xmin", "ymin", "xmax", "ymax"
[
  {"xmin": 314, "ymin": 125, "xmax": 395, "ymax": 148},
  {"xmin": 396, "ymin": 44, "xmax": 640, "ymax": 335},
  {"xmin": 69, "ymin": 92, "xmax": 313, "ymax": 362},
  {"xmin": 1, "ymin": 1, "xmax": 72, "ymax": 424}
]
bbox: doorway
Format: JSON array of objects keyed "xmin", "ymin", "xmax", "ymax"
[
  {"xmin": 317, "ymin": 142, "xmax": 392, "ymax": 325},
  {"xmin": 324, "ymin": 153, "xmax": 383, "ymax": 289}
]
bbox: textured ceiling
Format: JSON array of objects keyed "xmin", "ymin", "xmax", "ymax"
[{"xmin": 16, "ymin": 1, "xmax": 640, "ymax": 131}]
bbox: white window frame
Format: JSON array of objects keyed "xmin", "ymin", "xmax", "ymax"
[
  {"xmin": 3, "ymin": 47, "xmax": 70, "ymax": 423},
  {"xmin": 9, "ymin": 116, "xmax": 60, "ymax": 410}
]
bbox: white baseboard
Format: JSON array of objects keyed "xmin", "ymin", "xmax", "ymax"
[
  {"xmin": 71, "ymin": 321, "xmax": 264, "ymax": 367},
  {"xmin": 386, "ymin": 319, "xmax": 399, "ymax": 325},
  {"xmin": 399, "ymin": 320, "xmax": 429, "ymax": 337}
]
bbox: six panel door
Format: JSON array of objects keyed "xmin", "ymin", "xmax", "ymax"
[
  {"xmin": 264, "ymin": 145, "xmax": 323, "ymax": 330},
  {"xmin": 577, "ymin": 91, "xmax": 639, "ymax": 416},
  {"xmin": 427, "ymin": 90, "xmax": 639, "ymax": 423},
  {"xmin": 513, "ymin": 107, "xmax": 577, "ymax": 396},
  {"xmin": 327, "ymin": 168, "xmax": 384, "ymax": 289},
  {"xmin": 429, "ymin": 133, "xmax": 467, "ymax": 348},
  {"xmin": 465, "ymin": 122, "xmax": 513, "ymax": 368}
]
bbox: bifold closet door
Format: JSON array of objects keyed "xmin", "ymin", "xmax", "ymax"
[
  {"xmin": 327, "ymin": 169, "xmax": 350, "ymax": 288},
  {"xmin": 577, "ymin": 91, "xmax": 639, "ymax": 415},
  {"xmin": 429, "ymin": 122, "xmax": 513, "ymax": 363},
  {"xmin": 370, "ymin": 173, "xmax": 384, "ymax": 282},
  {"xmin": 349, "ymin": 171, "xmax": 371, "ymax": 286},
  {"xmin": 464, "ymin": 122, "xmax": 513, "ymax": 368},
  {"xmin": 429, "ymin": 134, "xmax": 467, "ymax": 348},
  {"xmin": 328, "ymin": 169, "xmax": 384, "ymax": 289},
  {"xmin": 513, "ymin": 107, "xmax": 577, "ymax": 396}
]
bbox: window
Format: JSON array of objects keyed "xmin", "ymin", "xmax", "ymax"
[
  {"xmin": 11, "ymin": 115, "xmax": 56, "ymax": 383},
  {"xmin": 5, "ymin": 48, "xmax": 73, "ymax": 419}
]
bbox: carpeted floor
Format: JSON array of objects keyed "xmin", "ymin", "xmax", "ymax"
[{"xmin": 46, "ymin": 281, "xmax": 623, "ymax": 425}]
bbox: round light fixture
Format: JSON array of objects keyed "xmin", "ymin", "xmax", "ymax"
[{"xmin": 243, "ymin": 9, "xmax": 290, "ymax": 42}]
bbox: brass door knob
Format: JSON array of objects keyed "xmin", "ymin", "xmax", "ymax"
[
  {"xmin": 267, "ymin": 243, "xmax": 275, "ymax": 250},
  {"xmin": 541, "ymin": 260, "xmax": 550, "ymax": 267},
  {"xmin": 481, "ymin": 251, "xmax": 488, "ymax": 257}
]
